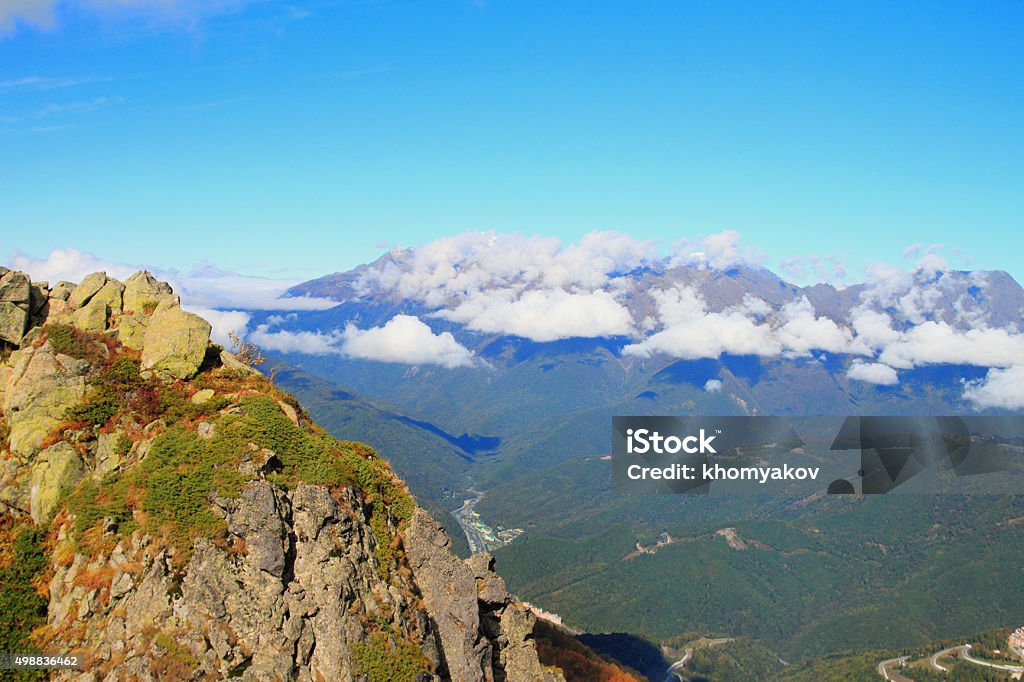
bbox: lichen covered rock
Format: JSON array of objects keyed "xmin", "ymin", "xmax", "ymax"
[
  {"xmin": 2, "ymin": 343, "xmax": 89, "ymax": 458},
  {"xmin": 141, "ymin": 298, "xmax": 211, "ymax": 380},
  {"xmin": 123, "ymin": 270, "xmax": 173, "ymax": 313},
  {"xmin": 0, "ymin": 270, "xmax": 32, "ymax": 344},
  {"xmin": 30, "ymin": 441, "xmax": 84, "ymax": 524}
]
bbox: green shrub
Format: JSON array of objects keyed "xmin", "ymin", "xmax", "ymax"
[
  {"xmin": 352, "ymin": 632, "xmax": 429, "ymax": 682},
  {"xmin": 66, "ymin": 357, "xmax": 145, "ymax": 428},
  {"xmin": 65, "ymin": 475, "xmax": 134, "ymax": 537},
  {"xmin": 0, "ymin": 527, "xmax": 48, "ymax": 681},
  {"xmin": 45, "ymin": 324, "xmax": 89, "ymax": 357},
  {"xmin": 139, "ymin": 426, "xmax": 243, "ymax": 549}
]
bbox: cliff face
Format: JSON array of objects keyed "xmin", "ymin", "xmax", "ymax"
[{"xmin": 0, "ymin": 268, "xmax": 563, "ymax": 682}]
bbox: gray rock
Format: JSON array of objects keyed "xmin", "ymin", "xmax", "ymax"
[{"xmin": 406, "ymin": 508, "xmax": 489, "ymax": 682}]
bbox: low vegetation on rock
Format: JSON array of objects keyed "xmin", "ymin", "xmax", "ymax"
[{"xmin": 0, "ymin": 269, "xmax": 565, "ymax": 681}]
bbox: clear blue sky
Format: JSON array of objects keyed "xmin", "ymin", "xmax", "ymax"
[{"xmin": 1, "ymin": 1, "xmax": 1022, "ymax": 281}]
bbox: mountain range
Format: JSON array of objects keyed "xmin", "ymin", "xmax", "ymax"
[{"xmin": 227, "ymin": 236, "xmax": 1024, "ymax": 674}]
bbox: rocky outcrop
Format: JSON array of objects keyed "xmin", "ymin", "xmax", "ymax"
[
  {"xmin": 123, "ymin": 271, "xmax": 173, "ymax": 313},
  {"xmin": 41, "ymin": 480, "xmax": 563, "ymax": 681},
  {"xmin": 29, "ymin": 441, "xmax": 84, "ymax": 524},
  {"xmin": 140, "ymin": 298, "xmax": 211, "ymax": 380},
  {"xmin": 0, "ymin": 269, "xmax": 32, "ymax": 344},
  {"xmin": 0, "ymin": 268, "xmax": 565, "ymax": 682},
  {"xmin": 407, "ymin": 509, "xmax": 562, "ymax": 682},
  {"xmin": 2, "ymin": 342, "xmax": 90, "ymax": 458}
]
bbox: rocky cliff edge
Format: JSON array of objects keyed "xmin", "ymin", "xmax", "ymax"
[{"xmin": 0, "ymin": 267, "xmax": 564, "ymax": 682}]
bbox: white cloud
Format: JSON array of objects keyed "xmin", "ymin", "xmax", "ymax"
[
  {"xmin": 877, "ymin": 322, "xmax": 1024, "ymax": 370},
  {"xmin": 623, "ymin": 286, "xmax": 781, "ymax": 359},
  {"xmin": 9, "ymin": 247, "xmax": 137, "ymax": 282},
  {"xmin": 670, "ymin": 230, "xmax": 764, "ymax": 270},
  {"xmin": 775, "ymin": 297, "xmax": 853, "ymax": 355},
  {"xmin": 340, "ymin": 315, "xmax": 476, "ymax": 368},
  {"xmin": 623, "ymin": 287, "xmax": 853, "ymax": 360},
  {"xmin": 358, "ymin": 230, "xmax": 657, "ymax": 307},
  {"xmin": 962, "ymin": 366, "xmax": 1024, "ymax": 410},
  {"xmin": 248, "ymin": 326, "xmax": 344, "ymax": 356},
  {"xmin": 847, "ymin": 361, "xmax": 899, "ymax": 385},
  {"xmin": 703, "ymin": 379, "xmax": 723, "ymax": 392},
  {"xmin": 8, "ymin": 248, "xmax": 337, "ymax": 312},
  {"xmin": 434, "ymin": 288, "xmax": 634, "ymax": 342}
]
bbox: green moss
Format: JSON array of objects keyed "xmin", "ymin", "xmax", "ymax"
[
  {"xmin": 0, "ymin": 527, "xmax": 48, "ymax": 681},
  {"xmin": 351, "ymin": 632, "xmax": 429, "ymax": 682}
]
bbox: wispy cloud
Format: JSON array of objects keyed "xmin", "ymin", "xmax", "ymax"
[
  {"xmin": 0, "ymin": 0, "xmax": 55, "ymax": 34},
  {"xmin": 1, "ymin": 0, "xmax": 268, "ymax": 38},
  {"xmin": 0, "ymin": 75, "xmax": 107, "ymax": 92},
  {"xmin": 0, "ymin": 95, "xmax": 124, "ymax": 129}
]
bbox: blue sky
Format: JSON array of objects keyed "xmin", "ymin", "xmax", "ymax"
[{"xmin": 1, "ymin": 1, "xmax": 1022, "ymax": 282}]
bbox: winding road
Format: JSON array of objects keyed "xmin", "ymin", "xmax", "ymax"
[
  {"xmin": 663, "ymin": 649, "xmax": 691, "ymax": 682},
  {"xmin": 664, "ymin": 638, "xmax": 734, "ymax": 681},
  {"xmin": 929, "ymin": 645, "xmax": 967, "ymax": 672},
  {"xmin": 961, "ymin": 645, "xmax": 1024, "ymax": 673},
  {"xmin": 877, "ymin": 656, "xmax": 910, "ymax": 681},
  {"xmin": 877, "ymin": 642, "xmax": 1024, "ymax": 680}
]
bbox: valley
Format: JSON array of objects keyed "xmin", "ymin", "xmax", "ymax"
[{"xmin": 261, "ymin": 254, "xmax": 1024, "ymax": 677}]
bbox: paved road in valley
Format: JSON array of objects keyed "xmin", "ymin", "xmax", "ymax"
[
  {"xmin": 930, "ymin": 645, "xmax": 967, "ymax": 671},
  {"xmin": 453, "ymin": 493, "xmax": 486, "ymax": 554},
  {"xmin": 877, "ymin": 656, "xmax": 910, "ymax": 681}
]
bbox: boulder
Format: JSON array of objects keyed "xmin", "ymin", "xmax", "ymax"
[
  {"xmin": 466, "ymin": 553, "xmax": 509, "ymax": 605},
  {"xmin": 190, "ymin": 388, "xmax": 215, "ymax": 405},
  {"xmin": 95, "ymin": 431, "xmax": 129, "ymax": 477},
  {"xmin": 0, "ymin": 301, "xmax": 28, "ymax": 345},
  {"xmin": 29, "ymin": 282, "xmax": 50, "ymax": 327},
  {"xmin": 123, "ymin": 271, "xmax": 173, "ymax": 313},
  {"xmin": 91, "ymin": 278, "xmax": 125, "ymax": 314},
  {"xmin": 115, "ymin": 313, "xmax": 148, "ymax": 350},
  {"xmin": 0, "ymin": 270, "xmax": 31, "ymax": 304},
  {"xmin": 30, "ymin": 441, "xmax": 84, "ymax": 524},
  {"xmin": 2, "ymin": 343, "xmax": 90, "ymax": 458},
  {"xmin": 71, "ymin": 297, "xmax": 109, "ymax": 332},
  {"xmin": 220, "ymin": 349, "xmax": 260, "ymax": 377},
  {"xmin": 141, "ymin": 299, "xmax": 211, "ymax": 380},
  {"xmin": 49, "ymin": 281, "xmax": 75, "ymax": 302},
  {"xmin": 0, "ymin": 270, "xmax": 32, "ymax": 344},
  {"xmin": 69, "ymin": 277, "xmax": 125, "ymax": 331},
  {"xmin": 68, "ymin": 272, "xmax": 108, "ymax": 309}
]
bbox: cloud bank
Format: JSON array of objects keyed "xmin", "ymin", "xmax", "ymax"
[
  {"xmin": 248, "ymin": 315, "xmax": 477, "ymax": 368},
  {"xmin": 963, "ymin": 367, "xmax": 1024, "ymax": 410},
  {"xmin": 341, "ymin": 315, "xmax": 476, "ymax": 368}
]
